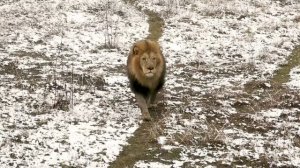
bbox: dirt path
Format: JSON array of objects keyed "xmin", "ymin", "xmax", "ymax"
[
  {"xmin": 272, "ymin": 46, "xmax": 300, "ymax": 84},
  {"xmin": 109, "ymin": 1, "xmax": 165, "ymax": 167},
  {"xmin": 235, "ymin": 46, "xmax": 300, "ymax": 114}
]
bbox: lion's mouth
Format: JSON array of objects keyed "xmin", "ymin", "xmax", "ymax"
[{"xmin": 145, "ymin": 72, "xmax": 154, "ymax": 77}]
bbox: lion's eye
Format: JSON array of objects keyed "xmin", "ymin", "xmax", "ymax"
[
  {"xmin": 152, "ymin": 57, "xmax": 156, "ymax": 60},
  {"xmin": 142, "ymin": 58, "xmax": 146, "ymax": 61}
]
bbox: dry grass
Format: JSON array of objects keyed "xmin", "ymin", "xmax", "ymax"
[
  {"xmin": 166, "ymin": 120, "xmax": 228, "ymax": 147},
  {"xmin": 148, "ymin": 119, "xmax": 166, "ymax": 141}
]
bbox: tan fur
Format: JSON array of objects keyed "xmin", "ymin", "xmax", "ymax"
[{"xmin": 127, "ymin": 39, "xmax": 166, "ymax": 121}]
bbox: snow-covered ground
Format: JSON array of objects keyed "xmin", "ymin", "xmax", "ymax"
[
  {"xmin": 0, "ymin": 0, "xmax": 300, "ymax": 167},
  {"xmin": 0, "ymin": 0, "xmax": 147, "ymax": 167},
  {"xmin": 287, "ymin": 66, "xmax": 300, "ymax": 89},
  {"xmin": 135, "ymin": 0, "xmax": 300, "ymax": 167}
]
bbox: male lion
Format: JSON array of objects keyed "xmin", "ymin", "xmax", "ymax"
[{"xmin": 127, "ymin": 39, "xmax": 166, "ymax": 121}]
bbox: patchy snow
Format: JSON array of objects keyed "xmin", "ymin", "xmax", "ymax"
[
  {"xmin": 1, "ymin": 0, "xmax": 300, "ymax": 167},
  {"xmin": 132, "ymin": 0, "xmax": 300, "ymax": 167},
  {"xmin": 286, "ymin": 66, "xmax": 300, "ymax": 89},
  {"xmin": 0, "ymin": 0, "xmax": 147, "ymax": 167},
  {"xmin": 135, "ymin": 161, "xmax": 174, "ymax": 168}
]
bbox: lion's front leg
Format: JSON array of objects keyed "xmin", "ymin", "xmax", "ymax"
[
  {"xmin": 147, "ymin": 91, "xmax": 158, "ymax": 108},
  {"xmin": 135, "ymin": 94, "xmax": 152, "ymax": 121}
]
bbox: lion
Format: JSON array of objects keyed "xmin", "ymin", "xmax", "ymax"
[{"xmin": 127, "ymin": 39, "xmax": 166, "ymax": 121}]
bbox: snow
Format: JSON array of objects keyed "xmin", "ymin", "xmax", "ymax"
[
  {"xmin": 158, "ymin": 136, "xmax": 167, "ymax": 145},
  {"xmin": 0, "ymin": 0, "xmax": 147, "ymax": 167},
  {"xmin": 260, "ymin": 108, "xmax": 283, "ymax": 118},
  {"xmin": 286, "ymin": 66, "xmax": 300, "ymax": 89},
  {"xmin": 1, "ymin": 0, "xmax": 300, "ymax": 167},
  {"xmin": 135, "ymin": 161, "xmax": 173, "ymax": 168},
  {"xmin": 133, "ymin": 0, "xmax": 300, "ymax": 167}
]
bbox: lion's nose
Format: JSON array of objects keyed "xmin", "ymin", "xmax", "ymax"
[{"xmin": 148, "ymin": 67, "xmax": 154, "ymax": 71}]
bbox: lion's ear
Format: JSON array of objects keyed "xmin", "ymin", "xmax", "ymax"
[{"xmin": 133, "ymin": 46, "xmax": 139, "ymax": 55}]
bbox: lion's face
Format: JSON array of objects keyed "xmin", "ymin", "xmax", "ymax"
[
  {"xmin": 139, "ymin": 52, "xmax": 158, "ymax": 78},
  {"xmin": 128, "ymin": 40, "xmax": 165, "ymax": 89}
]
